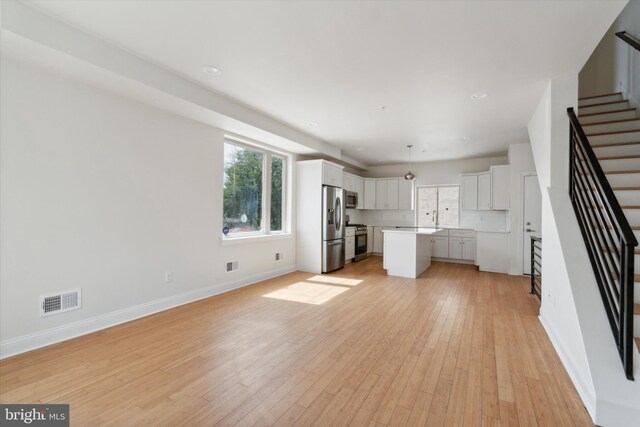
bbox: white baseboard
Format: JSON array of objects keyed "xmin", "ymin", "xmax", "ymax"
[
  {"xmin": 0, "ymin": 264, "xmax": 297, "ymax": 359},
  {"xmin": 508, "ymin": 267, "xmax": 523, "ymax": 276},
  {"xmin": 538, "ymin": 314, "xmax": 596, "ymax": 419},
  {"xmin": 430, "ymin": 257, "xmax": 475, "ymax": 265}
]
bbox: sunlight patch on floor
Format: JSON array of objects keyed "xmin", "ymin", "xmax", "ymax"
[
  {"xmin": 263, "ymin": 281, "xmax": 349, "ymax": 305},
  {"xmin": 306, "ymin": 275, "xmax": 363, "ymax": 286}
]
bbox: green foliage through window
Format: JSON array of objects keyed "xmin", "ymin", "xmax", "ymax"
[{"xmin": 223, "ymin": 141, "xmax": 286, "ymax": 235}]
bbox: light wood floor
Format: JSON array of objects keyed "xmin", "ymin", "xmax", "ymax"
[{"xmin": 0, "ymin": 259, "xmax": 593, "ymax": 426}]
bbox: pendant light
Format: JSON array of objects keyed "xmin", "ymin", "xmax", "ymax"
[{"xmin": 404, "ymin": 144, "xmax": 416, "ymax": 181}]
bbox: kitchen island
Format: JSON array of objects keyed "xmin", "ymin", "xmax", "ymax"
[{"xmin": 382, "ymin": 228, "xmax": 442, "ymax": 278}]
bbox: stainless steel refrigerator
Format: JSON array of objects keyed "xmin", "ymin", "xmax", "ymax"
[{"xmin": 322, "ymin": 185, "xmax": 345, "ymax": 273}]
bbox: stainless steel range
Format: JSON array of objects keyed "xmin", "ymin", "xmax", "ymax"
[{"xmin": 349, "ymin": 224, "xmax": 368, "ymax": 262}]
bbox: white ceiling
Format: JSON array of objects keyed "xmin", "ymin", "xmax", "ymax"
[{"xmin": 27, "ymin": 0, "xmax": 625, "ymax": 166}]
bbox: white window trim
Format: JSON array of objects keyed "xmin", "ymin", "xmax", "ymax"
[
  {"xmin": 222, "ymin": 138, "xmax": 291, "ymax": 242},
  {"xmin": 220, "ymin": 232, "xmax": 292, "ymax": 246}
]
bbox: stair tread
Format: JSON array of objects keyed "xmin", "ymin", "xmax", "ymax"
[
  {"xmin": 580, "ymin": 99, "xmax": 629, "ymax": 108},
  {"xmin": 587, "ymin": 129, "xmax": 640, "ymax": 137},
  {"xmin": 636, "ymin": 337, "xmax": 640, "ymax": 350},
  {"xmin": 635, "ymin": 304, "xmax": 640, "ymax": 315},
  {"xmin": 586, "ymin": 205, "xmax": 640, "ymax": 211},
  {"xmin": 597, "ymin": 154, "xmax": 640, "ymax": 160},
  {"xmin": 582, "ymin": 118, "xmax": 640, "ymax": 127},
  {"xmin": 592, "ymin": 141, "xmax": 640, "ymax": 148},
  {"xmin": 579, "ymin": 92, "xmax": 622, "ymax": 101},
  {"xmin": 579, "ymin": 108, "xmax": 636, "ymax": 118},
  {"xmin": 612, "ymin": 186, "xmax": 640, "ymax": 191},
  {"xmin": 604, "ymin": 247, "xmax": 640, "ymax": 254},
  {"xmin": 610, "ymin": 272, "xmax": 640, "ymax": 283},
  {"xmin": 604, "ymin": 170, "xmax": 640, "ymax": 176},
  {"xmin": 597, "ymin": 225, "xmax": 640, "ymax": 231}
]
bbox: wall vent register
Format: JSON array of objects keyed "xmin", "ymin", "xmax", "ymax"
[
  {"xmin": 226, "ymin": 260, "xmax": 240, "ymax": 272},
  {"xmin": 39, "ymin": 289, "xmax": 82, "ymax": 317}
]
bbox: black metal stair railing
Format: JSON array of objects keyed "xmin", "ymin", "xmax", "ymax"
[
  {"xmin": 530, "ymin": 236, "xmax": 542, "ymax": 301},
  {"xmin": 616, "ymin": 31, "xmax": 640, "ymax": 52},
  {"xmin": 567, "ymin": 107, "xmax": 637, "ymax": 380}
]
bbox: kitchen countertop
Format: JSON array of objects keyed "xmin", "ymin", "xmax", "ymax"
[
  {"xmin": 368, "ymin": 225, "xmax": 509, "ymax": 233},
  {"xmin": 381, "ymin": 227, "xmax": 443, "ymax": 235}
]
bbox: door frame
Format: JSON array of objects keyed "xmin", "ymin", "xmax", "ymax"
[{"xmin": 521, "ymin": 172, "xmax": 540, "ymax": 275}]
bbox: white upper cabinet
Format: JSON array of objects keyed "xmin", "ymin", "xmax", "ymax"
[
  {"xmin": 375, "ymin": 180, "xmax": 388, "ymax": 209},
  {"xmin": 322, "ymin": 162, "xmax": 343, "ymax": 187},
  {"xmin": 364, "ymin": 179, "xmax": 376, "ymax": 209},
  {"xmin": 339, "ymin": 175, "xmax": 412, "ymax": 211},
  {"xmin": 461, "ymin": 174, "xmax": 478, "ymax": 210},
  {"xmin": 355, "ymin": 176, "xmax": 364, "ymax": 209},
  {"xmin": 343, "ymin": 172, "xmax": 365, "ymax": 209},
  {"xmin": 460, "ymin": 165, "xmax": 510, "ymax": 211},
  {"xmin": 375, "ymin": 179, "xmax": 399, "ymax": 209},
  {"xmin": 386, "ymin": 180, "xmax": 399, "ymax": 209},
  {"xmin": 342, "ymin": 173, "xmax": 352, "ymax": 191},
  {"xmin": 490, "ymin": 165, "xmax": 510, "ymax": 210},
  {"xmin": 477, "ymin": 172, "xmax": 491, "ymax": 211},
  {"xmin": 398, "ymin": 179, "xmax": 413, "ymax": 210}
]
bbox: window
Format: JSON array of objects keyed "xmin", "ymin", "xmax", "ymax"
[
  {"xmin": 223, "ymin": 140, "xmax": 287, "ymax": 237},
  {"xmin": 416, "ymin": 185, "xmax": 459, "ymax": 228}
]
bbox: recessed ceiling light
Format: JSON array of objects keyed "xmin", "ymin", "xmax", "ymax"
[
  {"xmin": 308, "ymin": 121, "xmax": 318, "ymax": 127},
  {"xmin": 471, "ymin": 92, "xmax": 488, "ymax": 100},
  {"xmin": 462, "ymin": 136, "xmax": 472, "ymax": 141},
  {"xmin": 356, "ymin": 147, "xmax": 365, "ymax": 152},
  {"xmin": 203, "ymin": 65, "xmax": 222, "ymax": 76}
]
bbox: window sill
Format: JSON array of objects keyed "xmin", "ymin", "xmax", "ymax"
[{"xmin": 220, "ymin": 233, "xmax": 292, "ymax": 246}]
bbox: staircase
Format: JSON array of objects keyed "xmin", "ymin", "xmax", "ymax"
[{"xmin": 575, "ymin": 92, "xmax": 640, "ymax": 372}]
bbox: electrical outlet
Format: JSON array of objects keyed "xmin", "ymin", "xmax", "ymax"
[
  {"xmin": 165, "ymin": 272, "xmax": 173, "ymax": 283},
  {"xmin": 275, "ymin": 252, "xmax": 284, "ymax": 261}
]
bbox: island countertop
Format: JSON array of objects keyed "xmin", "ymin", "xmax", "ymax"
[{"xmin": 381, "ymin": 227, "xmax": 443, "ymax": 235}]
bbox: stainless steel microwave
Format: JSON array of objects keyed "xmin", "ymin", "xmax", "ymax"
[{"xmin": 345, "ymin": 190, "xmax": 358, "ymax": 209}]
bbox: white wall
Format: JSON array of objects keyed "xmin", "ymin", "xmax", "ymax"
[
  {"xmin": 0, "ymin": 56, "xmax": 297, "ymax": 357},
  {"xmin": 579, "ymin": 1, "xmax": 640, "ymax": 106},
  {"xmin": 360, "ymin": 156, "xmax": 510, "ymax": 230}
]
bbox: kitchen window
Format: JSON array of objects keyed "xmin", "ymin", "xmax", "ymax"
[
  {"xmin": 416, "ymin": 185, "xmax": 460, "ymax": 228},
  {"xmin": 223, "ymin": 139, "xmax": 288, "ymax": 238}
]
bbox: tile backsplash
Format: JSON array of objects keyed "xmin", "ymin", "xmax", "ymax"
[{"xmin": 357, "ymin": 208, "xmax": 508, "ymax": 231}]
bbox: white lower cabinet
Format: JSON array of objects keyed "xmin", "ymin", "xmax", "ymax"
[
  {"xmin": 373, "ymin": 227, "xmax": 384, "ymax": 253},
  {"xmin": 447, "ymin": 230, "xmax": 476, "ymax": 261},
  {"xmin": 476, "ymin": 231, "xmax": 509, "ymax": 273},
  {"xmin": 345, "ymin": 236, "xmax": 355, "ymax": 261},
  {"xmin": 461, "ymin": 238, "xmax": 476, "ymax": 261},
  {"xmin": 449, "ymin": 237, "xmax": 463, "ymax": 259},
  {"xmin": 432, "ymin": 236, "xmax": 449, "ymax": 258},
  {"xmin": 345, "ymin": 228, "xmax": 356, "ymax": 261},
  {"xmin": 367, "ymin": 228, "xmax": 374, "ymax": 253}
]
